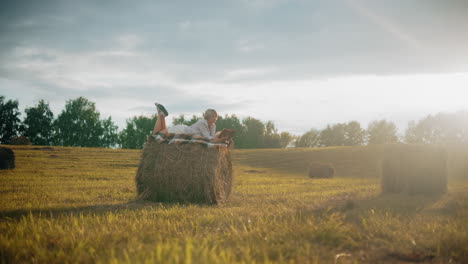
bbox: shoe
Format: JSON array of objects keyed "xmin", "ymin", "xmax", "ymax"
[{"xmin": 154, "ymin": 102, "xmax": 169, "ymax": 116}]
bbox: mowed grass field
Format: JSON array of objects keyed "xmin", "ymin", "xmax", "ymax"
[{"xmin": 1, "ymin": 145, "xmax": 468, "ymax": 263}]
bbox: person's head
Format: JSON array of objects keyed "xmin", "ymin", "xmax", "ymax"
[{"xmin": 203, "ymin": 109, "xmax": 218, "ymax": 124}]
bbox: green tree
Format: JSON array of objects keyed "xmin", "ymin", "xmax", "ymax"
[
  {"xmin": 319, "ymin": 123, "xmax": 346, "ymax": 146},
  {"xmin": 23, "ymin": 100, "xmax": 55, "ymax": 145},
  {"xmin": 367, "ymin": 120, "xmax": 398, "ymax": 144},
  {"xmin": 405, "ymin": 112, "xmax": 468, "ymax": 144},
  {"xmin": 263, "ymin": 121, "xmax": 281, "ymax": 148},
  {"xmin": 295, "ymin": 129, "xmax": 320, "ymax": 147},
  {"xmin": 0, "ymin": 96, "xmax": 22, "ymax": 144},
  {"xmin": 216, "ymin": 114, "xmax": 246, "ymax": 147},
  {"xmin": 172, "ymin": 114, "xmax": 199, "ymax": 126},
  {"xmin": 279, "ymin": 131, "xmax": 294, "ymax": 148},
  {"xmin": 53, "ymin": 97, "xmax": 113, "ymax": 147},
  {"xmin": 100, "ymin": 117, "xmax": 119, "ymax": 148},
  {"xmin": 405, "ymin": 120, "xmax": 424, "ymax": 144},
  {"xmin": 119, "ymin": 115, "xmax": 157, "ymax": 149},
  {"xmin": 242, "ymin": 117, "xmax": 265, "ymax": 148},
  {"xmin": 344, "ymin": 121, "xmax": 366, "ymax": 146}
]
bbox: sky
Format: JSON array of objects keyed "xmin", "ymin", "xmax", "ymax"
[{"xmin": 1, "ymin": 0, "xmax": 468, "ymax": 135}]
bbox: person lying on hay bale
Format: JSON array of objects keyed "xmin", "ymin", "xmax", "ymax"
[
  {"xmin": 152, "ymin": 103, "xmax": 228, "ymax": 143},
  {"xmin": 135, "ymin": 102, "xmax": 234, "ymax": 204}
]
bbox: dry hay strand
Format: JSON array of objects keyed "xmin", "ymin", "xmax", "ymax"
[
  {"xmin": 10, "ymin": 136, "xmax": 31, "ymax": 145},
  {"xmin": 381, "ymin": 144, "xmax": 447, "ymax": 196},
  {"xmin": 135, "ymin": 137, "xmax": 233, "ymax": 204},
  {"xmin": 308, "ymin": 162, "xmax": 335, "ymax": 178},
  {"xmin": 0, "ymin": 147, "xmax": 15, "ymax": 169}
]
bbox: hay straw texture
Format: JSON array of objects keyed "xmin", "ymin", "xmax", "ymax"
[
  {"xmin": 381, "ymin": 144, "xmax": 447, "ymax": 195},
  {"xmin": 0, "ymin": 147, "xmax": 15, "ymax": 169},
  {"xmin": 308, "ymin": 163, "xmax": 335, "ymax": 178},
  {"xmin": 135, "ymin": 137, "xmax": 233, "ymax": 204}
]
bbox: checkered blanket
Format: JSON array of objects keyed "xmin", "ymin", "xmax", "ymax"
[{"xmin": 150, "ymin": 132, "xmax": 229, "ymax": 148}]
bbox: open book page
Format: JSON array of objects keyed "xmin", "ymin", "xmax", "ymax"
[{"xmin": 217, "ymin": 128, "xmax": 235, "ymax": 140}]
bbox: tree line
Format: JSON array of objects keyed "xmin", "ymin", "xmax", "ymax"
[
  {"xmin": 1, "ymin": 95, "xmax": 467, "ymax": 149},
  {"xmin": 294, "ymin": 120, "xmax": 398, "ymax": 147}
]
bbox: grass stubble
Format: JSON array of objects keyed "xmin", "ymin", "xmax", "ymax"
[{"xmin": 0, "ymin": 145, "xmax": 467, "ymax": 263}]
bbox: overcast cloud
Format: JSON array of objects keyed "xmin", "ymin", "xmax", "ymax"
[{"xmin": 1, "ymin": 0, "xmax": 468, "ymax": 134}]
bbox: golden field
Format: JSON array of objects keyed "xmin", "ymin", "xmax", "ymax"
[{"xmin": 0, "ymin": 144, "xmax": 467, "ymax": 263}]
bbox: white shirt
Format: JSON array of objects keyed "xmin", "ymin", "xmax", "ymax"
[{"xmin": 188, "ymin": 119, "xmax": 216, "ymax": 139}]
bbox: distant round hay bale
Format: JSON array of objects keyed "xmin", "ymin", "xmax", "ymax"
[
  {"xmin": 135, "ymin": 137, "xmax": 233, "ymax": 204},
  {"xmin": 0, "ymin": 147, "xmax": 15, "ymax": 170},
  {"xmin": 381, "ymin": 144, "xmax": 447, "ymax": 195},
  {"xmin": 446, "ymin": 143, "xmax": 468, "ymax": 179},
  {"xmin": 308, "ymin": 162, "xmax": 335, "ymax": 178},
  {"xmin": 10, "ymin": 136, "xmax": 31, "ymax": 145}
]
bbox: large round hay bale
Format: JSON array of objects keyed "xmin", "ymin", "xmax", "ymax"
[
  {"xmin": 381, "ymin": 144, "xmax": 447, "ymax": 195},
  {"xmin": 135, "ymin": 137, "xmax": 233, "ymax": 204},
  {"xmin": 10, "ymin": 136, "xmax": 31, "ymax": 145},
  {"xmin": 446, "ymin": 143, "xmax": 468, "ymax": 179},
  {"xmin": 0, "ymin": 147, "xmax": 15, "ymax": 170},
  {"xmin": 308, "ymin": 162, "xmax": 335, "ymax": 178}
]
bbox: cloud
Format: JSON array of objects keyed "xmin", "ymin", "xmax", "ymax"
[
  {"xmin": 2, "ymin": 0, "xmax": 468, "ymax": 80},
  {"xmin": 115, "ymin": 34, "xmax": 144, "ymax": 50},
  {"xmin": 1, "ymin": 0, "xmax": 468, "ymax": 133}
]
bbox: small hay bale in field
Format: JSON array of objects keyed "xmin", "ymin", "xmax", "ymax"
[
  {"xmin": 308, "ymin": 162, "xmax": 335, "ymax": 178},
  {"xmin": 381, "ymin": 144, "xmax": 447, "ymax": 195},
  {"xmin": 135, "ymin": 136, "xmax": 233, "ymax": 204},
  {"xmin": 0, "ymin": 147, "xmax": 15, "ymax": 169},
  {"xmin": 10, "ymin": 136, "xmax": 31, "ymax": 145}
]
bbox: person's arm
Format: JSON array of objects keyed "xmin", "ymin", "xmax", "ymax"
[
  {"xmin": 211, "ymin": 136, "xmax": 227, "ymax": 143},
  {"xmin": 210, "ymin": 123, "xmax": 216, "ymax": 137},
  {"xmin": 210, "ymin": 124, "xmax": 227, "ymax": 142}
]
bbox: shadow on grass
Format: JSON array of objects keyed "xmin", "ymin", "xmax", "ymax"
[
  {"xmin": 348, "ymin": 193, "xmax": 444, "ymax": 213},
  {"xmin": 297, "ymin": 191, "xmax": 451, "ymax": 220},
  {"xmin": 295, "ymin": 192, "xmax": 459, "ymax": 263},
  {"xmin": 0, "ymin": 200, "xmax": 214, "ymax": 220}
]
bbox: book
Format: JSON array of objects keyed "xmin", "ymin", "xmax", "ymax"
[{"xmin": 217, "ymin": 128, "xmax": 235, "ymax": 140}]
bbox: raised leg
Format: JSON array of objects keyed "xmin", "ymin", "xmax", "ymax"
[{"xmin": 152, "ymin": 114, "xmax": 167, "ymax": 134}]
